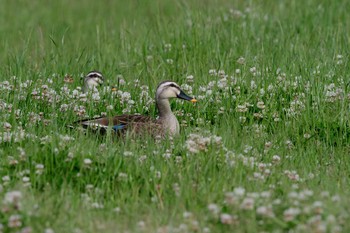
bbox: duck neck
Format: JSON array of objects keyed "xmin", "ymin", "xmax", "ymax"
[
  {"xmin": 156, "ymin": 98, "xmax": 179, "ymax": 134},
  {"xmin": 157, "ymin": 98, "xmax": 173, "ymax": 118}
]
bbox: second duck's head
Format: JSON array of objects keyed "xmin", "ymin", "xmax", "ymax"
[
  {"xmin": 83, "ymin": 71, "xmax": 104, "ymax": 92},
  {"xmin": 156, "ymin": 81, "xmax": 197, "ymax": 102}
]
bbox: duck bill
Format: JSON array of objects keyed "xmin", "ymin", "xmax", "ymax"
[{"xmin": 177, "ymin": 90, "xmax": 197, "ymax": 103}]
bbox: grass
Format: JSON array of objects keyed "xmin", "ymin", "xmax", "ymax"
[{"xmin": 0, "ymin": 0, "xmax": 350, "ymax": 232}]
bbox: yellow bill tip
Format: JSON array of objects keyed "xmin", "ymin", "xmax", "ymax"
[
  {"xmin": 111, "ymin": 87, "xmax": 118, "ymax": 91},
  {"xmin": 191, "ymin": 98, "xmax": 197, "ymax": 103}
]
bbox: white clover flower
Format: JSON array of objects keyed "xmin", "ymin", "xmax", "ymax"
[
  {"xmin": 118, "ymin": 78, "xmax": 126, "ymax": 86},
  {"xmin": 208, "ymin": 203, "xmax": 220, "ymax": 215},
  {"xmin": 2, "ymin": 175, "xmax": 10, "ymax": 182},
  {"xmin": 164, "ymin": 43, "xmax": 172, "ymax": 52},
  {"xmin": 172, "ymin": 183, "xmax": 180, "ymax": 197},
  {"xmin": 240, "ymin": 197, "xmax": 255, "ymax": 210},
  {"xmin": 44, "ymin": 228, "xmax": 55, "ymax": 233},
  {"xmin": 256, "ymin": 101, "xmax": 265, "ymax": 109},
  {"xmin": 137, "ymin": 221, "xmax": 146, "ymax": 229},
  {"xmin": 8, "ymin": 214, "xmax": 22, "ymax": 228},
  {"xmin": 272, "ymin": 155, "xmax": 281, "ymax": 164},
  {"xmin": 91, "ymin": 202, "xmax": 104, "ymax": 209},
  {"xmin": 92, "ymin": 92, "xmax": 100, "ymax": 101},
  {"xmin": 60, "ymin": 104, "xmax": 69, "ymax": 112},
  {"xmin": 256, "ymin": 205, "xmax": 274, "ymax": 217},
  {"xmin": 209, "ymin": 69, "xmax": 217, "ymax": 76},
  {"xmin": 123, "ymin": 151, "xmax": 133, "ymax": 157},
  {"xmin": 233, "ymin": 187, "xmax": 245, "ymax": 197},
  {"xmin": 118, "ymin": 173, "xmax": 128, "ymax": 180},
  {"xmin": 22, "ymin": 176, "xmax": 30, "ymax": 183},
  {"xmin": 4, "ymin": 190, "xmax": 22, "ymax": 206},
  {"xmin": 220, "ymin": 213, "xmax": 234, "ymax": 224},
  {"xmin": 162, "ymin": 149, "xmax": 172, "ymax": 159},
  {"xmin": 3, "ymin": 122, "xmax": 12, "ymax": 131},
  {"xmin": 217, "ymin": 78, "xmax": 228, "ymax": 89},
  {"xmin": 83, "ymin": 158, "xmax": 92, "ymax": 165},
  {"xmin": 186, "ymin": 75, "xmax": 194, "ymax": 83},
  {"xmin": 79, "ymin": 93, "xmax": 87, "ymax": 102},
  {"xmin": 120, "ymin": 92, "xmax": 131, "ymax": 104},
  {"xmin": 183, "ymin": 211, "xmax": 193, "ymax": 219},
  {"xmin": 259, "ymin": 88, "xmax": 265, "ymax": 96},
  {"xmin": 181, "ymin": 84, "xmax": 193, "ymax": 94},
  {"xmin": 237, "ymin": 57, "xmax": 245, "ymax": 64},
  {"xmin": 283, "ymin": 207, "xmax": 300, "ymax": 222}
]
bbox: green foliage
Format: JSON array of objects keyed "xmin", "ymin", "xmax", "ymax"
[{"xmin": 0, "ymin": 0, "xmax": 350, "ymax": 232}]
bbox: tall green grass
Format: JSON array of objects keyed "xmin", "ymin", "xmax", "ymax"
[{"xmin": 0, "ymin": 0, "xmax": 349, "ymax": 232}]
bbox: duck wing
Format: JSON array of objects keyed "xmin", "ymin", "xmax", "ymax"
[{"xmin": 75, "ymin": 114, "xmax": 154, "ymax": 135}]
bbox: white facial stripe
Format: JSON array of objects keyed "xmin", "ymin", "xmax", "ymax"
[
  {"xmin": 159, "ymin": 81, "xmax": 180, "ymax": 90},
  {"xmin": 87, "ymin": 72, "xmax": 103, "ymax": 79}
]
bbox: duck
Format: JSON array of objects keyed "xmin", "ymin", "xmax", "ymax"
[
  {"xmin": 82, "ymin": 71, "xmax": 104, "ymax": 93},
  {"xmin": 75, "ymin": 81, "xmax": 197, "ymax": 137}
]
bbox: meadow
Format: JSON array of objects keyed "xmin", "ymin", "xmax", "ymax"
[{"xmin": 0, "ymin": 0, "xmax": 349, "ymax": 232}]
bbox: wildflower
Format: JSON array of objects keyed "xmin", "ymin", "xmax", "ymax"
[
  {"xmin": 22, "ymin": 176, "xmax": 30, "ymax": 183},
  {"xmin": 186, "ymin": 75, "xmax": 194, "ymax": 83},
  {"xmin": 137, "ymin": 221, "xmax": 146, "ymax": 230},
  {"xmin": 164, "ymin": 43, "xmax": 172, "ymax": 52},
  {"xmin": 181, "ymin": 84, "xmax": 193, "ymax": 94},
  {"xmin": 250, "ymin": 67, "xmax": 257, "ymax": 75},
  {"xmin": 185, "ymin": 133, "xmax": 211, "ymax": 154},
  {"xmin": 209, "ymin": 69, "xmax": 217, "ymax": 76},
  {"xmin": 237, "ymin": 57, "xmax": 245, "ymax": 64},
  {"xmin": 233, "ymin": 187, "xmax": 245, "ymax": 197},
  {"xmin": 240, "ymin": 197, "xmax": 255, "ymax": 210},
  {"xmin": 312, "ymin": 201, "xmax": 323, "ymax": 214},
  {"xmin": 83, "ymin": 158, "xmax": 92, "ymax": 166},
  {"xmin": 239, "ymin": 116, "xmax": 246, "ymax": 123},
  {"xmin": 21, "ymin": 227, "xmax": 33, "ymax": 233},
  {"xmin": 91, "ymin": 202, "xmax": 104, "ymax": 209},
  {"xmin": 272, "ymin": 155, "xmax": 281, "ymax": 164},
  {"xmin": 183, "ymin": 211, "xmax": 193, "ymax": 219},
  {"xmin": 44, "ymin": 228, "xmax": 55, "ymax": 233},
  {"xmin": 3, "ymin": 122, "xmax": 12, "ymax": 132},
  {"xmin": 207, "ymin": 203, "xmax": 220, "ymax": 215},
  {"xmin": 162, "ymin": 149, "xmax": 172, "ymax": 159},
  {"xmin": 2, "ymin": 175, "xmax": 10, "ymax": 182},
  {"xmin": 256, "ymin": 205, "xmax": 274, "ymax": 217},
  {"xmin": 236, "ymin": 104, "xmax": 248, "ymax": 112},
  {"xmin": 250, "ymin": 80, "xmax": 257, "ymax": 89},
  {"xmin": 257, "ymin": 101, "xmax": 265, "ymax": 109},
  {"xmin": 166, "ymin": 59, "xmax": 173, "ymax": 64},
  {"xmin": 217, "ymin": 78, "xmax": 228, "ymax": 89},
  {"xmin": 8, "ymin": 214, "xmax": 22, "ymax": 228},
  {"xmin": 79, "ymin": 93, "xmax": 87, "ymax": 102},
  {"xmin": 118, "ymin": 173, "xmax": 128, "ymax": 180},
  {"xmin": 4, "ymin": 191, "xmax": 22, "ymax": 208},
  {"xmin": 285, "ymin": 170, "xmax": 300, "ymax": 181},
  {"xmin": 172, "ymin": 183, "xmax": 180, "ymax": 197},
  {"xmin": 259, "ymin": 88, "xmax": 265, "ymax": 96},
  {"xmin": 113, "ymin": 207, "xmax": 121, "ymax": 213},
  {"xmin": 220, "ymin": 213, "xmax": 235, "ymax": 225},
  {"xmin": 92, "ymin": 92, "xmax": 101, "ymax": 101},
  {"xmin": 123, "ymin": 151, "xmax": 133, "ymax": 157},
  {"xmin": 283, "ymin": 208, "xmax": 300, "ymax": 222}
]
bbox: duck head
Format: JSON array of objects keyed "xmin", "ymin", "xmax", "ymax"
[
  {"xmin": 156, "ymin": 81, "xmax": 197, "ymax": 102},
  {"xmin": 83, "ymin": 71, "xmax": 104, "ymax": 92}
]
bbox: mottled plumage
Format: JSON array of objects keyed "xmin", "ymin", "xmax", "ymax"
[{"xmin": 75, "ymin": 81, "xmax": 197, "ymax": 138}]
